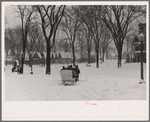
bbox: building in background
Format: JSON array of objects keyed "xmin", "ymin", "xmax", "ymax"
[
  {"xmin": 5, "ymin": 51, "xmax": 72, "ymax": 66},
  {"xmin": 132, "ymin": 23, "xmax": 146, "ymax": 63},
  {"xmin": 41, "ymin": 51, "xmax": 72, "ymax": 65}
]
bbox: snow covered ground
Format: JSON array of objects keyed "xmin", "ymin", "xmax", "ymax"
[{"xmin": 4, "ymin": 60, "xmax": 147, "ymax": 101}]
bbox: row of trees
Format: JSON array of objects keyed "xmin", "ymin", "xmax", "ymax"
[{"xmin": 5, "ymin": 5, "xmax": 146, "ymax": 74}]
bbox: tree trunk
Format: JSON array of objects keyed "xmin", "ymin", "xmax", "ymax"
[
  {"xmin": 96, "ymin": 49, "xmax": 99, "ymax": 68},
  {"xmin": 106, "ymin": 46, "xmax": 108, "ymax": 60},
  {"xmin": 87, "ymin": 30, "xmax": 91, "ymax": 64},
  {"xmin": 21, "ymin": 43, "xmax": 25, "ymax": 74},
  {"xmin": 80, "ymin": 44, "xmax": 83, "ymax": 62},
  {"xmin": 131, "ymin": 45, "xmax": 133, "ymax": 62},
  {"xmin": 117, "ymin": 48, "xmax": 122, "ymax": 68},
  {"xmin": 46, "ymin": 41, "xmax": 51, "ymax": 74},
  {"xmin": 87, "ymin": 48, "xmax": 90, "ymax": 64},
  {"xmin": 87, "ymin": 37, "xmax": 91, "ymax": 64},
  {"xmin": 72, "ymin": 45, "xmax": 76, "ymax": 66},
  {"xmin": 102, "ymin": 47, "xmax": 105, "ymax": 62},
  {"xmin": 100, "ymin": 48, "xmax": 102, "ymax": 64},
  {"xmin": 21, "ymin": 17, "xmax": 24, "ymax": 74},
  {"xmin": 126, "ymin": 39, "xmax": 129, "ymax": 63},
  {"xmin": 5, "ymin": 51, "xmax": 8, "ymax": 66}
]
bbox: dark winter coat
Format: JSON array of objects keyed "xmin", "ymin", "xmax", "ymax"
[
  {"xmin": 61, "ymin": 66, "xmax": 66, "ymax": 70},
  {"xmin": 73, "ymin": 66, "xmax": 80, "ymax": 74},
  {"xmin": 13, "ymin": 61, "xmax": 17, "ymax": 68},
  {"xmin": 66, "ymin": 65, "xmax": 73, "ymax": 70}
]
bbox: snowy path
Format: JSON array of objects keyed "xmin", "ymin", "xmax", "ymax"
[{"xmin": 4, "ymin": 60, "xmax": 147, "ymax": 101}]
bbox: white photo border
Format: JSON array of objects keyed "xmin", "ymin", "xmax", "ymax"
[{"xmin": 2, "ymin": 1, "xmax": 149, "ymax": 121}]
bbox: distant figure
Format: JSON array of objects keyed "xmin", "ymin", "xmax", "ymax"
[{"xmin": 12, "ymin": 58, "xmax": 20, "ymax": 73}]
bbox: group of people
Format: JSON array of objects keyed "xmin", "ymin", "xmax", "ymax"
[{"xmin": 61, "ymin": 64, "xmax": 80, "ymax": 81}]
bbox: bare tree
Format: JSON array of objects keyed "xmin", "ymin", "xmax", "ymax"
[
  {"xmin": 5, "ymin": 28, "xmax": 15, "ymax": 64},
  {"xmin": 30, "ymin": 26, "xmax": 46, "ymax": 66},
  {"xmin": 5, "ymin": 26, "xmax": 22, "ymax": 63},
  {"xmin": 26, "ymin": 25, "xmax": 45, "ymax": 57},
  {"xmin": 57, "ymin": 38, "xmax": 71, "ymax": 52},
  {"xmin": 78, "ymin": 6, "xmax": 105, "ymax": 68},
  {"xmin": 98, "ymin": 5, "xmax": 146, "ymax": 67},
  {"xmin": 100, "ymin": 27, "xmax": 112, "ymax": 63},
  {"xmin": 35, "ymin": 5, "xmax": 65, "ymax": 74},
  {"xmin": 78, "ymin": 23, "xmax": 93, "ymax": 64},
  {"xmin": 26, "ymin": 26, "xmax": 38, "ymax": 58},
  {"xmin": 61, "ymin": 6, "xmax": 81, "ymax": 66},
  {"xmin": 76, "ymin": 31, "xmax": 87, "ymax": 62},
  {"xmin": 15, "ymin": 5, "xmax": 37, "ymax": 73}
]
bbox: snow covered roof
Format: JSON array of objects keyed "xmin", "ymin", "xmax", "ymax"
[
  {"xmin": 5, "ymin": 51, "xmax": 29, "ymax": 60},
  {"xmin": 31, "ymin": 52, "xmax": 40, "ymax": 59},
  {"xmin": 5, "ymin": 51, "xmax": 72, "ymax": 61},
  {"xmin": 42, "ymin": 51, "xmax": 72, "ymax": 59},
  {"xmin": 55, "ymin": 51, "xmax": 72, "ymax": 59}
]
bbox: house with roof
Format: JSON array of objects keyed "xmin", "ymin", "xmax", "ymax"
[
  {"xmin": 30, "ymin": 51, "xmax": 72, "ymax": 65},
  {"xmin": 5, "ymin": 50, "xmax": 72, "ymax": 66},
  {"xmin": 5, "ymin": 50, "xmax": 29, "ymax": 65},
  {"xmin": 5, "ymin": 50, "xmax": 14, "ymax": 65},
  {"xmin": 55, "ymin": 51, "xmax": 72, "ymax": 64},
  {"xmin": 43, "ymin": 51, "xmax": 72, "ymax": 64},
  {"xmin": 30, "ymin": 52, "xmax": 41, "ymax": 65}
]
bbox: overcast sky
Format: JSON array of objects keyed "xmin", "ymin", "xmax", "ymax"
[
  {"xmin": 5, "ymin": 5, "xmax": 21, "ymax": 28},
  {"xmin": 5, "ymin": 5, "xmax": 146, "ymax": 29}
]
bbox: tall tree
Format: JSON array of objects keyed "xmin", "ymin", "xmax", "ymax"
[
  {"xmin": 78, "ymin": 6, "xmax": 105, "ymax": 68},
  {"xmin": 15, "ymin": 5, "xmax": 37, "ymax": 73},
  {"xmin": 100, "ymin": 26, "xmax": 112, "ymax": 63},
  {"xmin": 76, "ymin": 31, "xmax": 86, "ymax": 62},
  {"xmin": 57, "ymin": 38, "xmax": 71, "ymax": 52},
  {"xmin": 98, "ymin": 5, "xmax": 146, "ymax": 67},
  {"xmin": 61, "ymin": 6, "xmax": 81, "ymax": 66},
  {"xmin": 78, "ymin": 23, "xmax": 93, "ymax": 64},
  {"xmin": 36, "ymin": 5, "xmax": 65, "ymax": 74},
  {"xmin": 5, "ymin": 26, "xmax": 22, "ymax": 63},
  {"xmin": 26, "ymin": 26, "xmax": 45, "ymax": 60},
  {"xmin": 5, "ymin": 28, "xmax": 16, "ymax": 63}
]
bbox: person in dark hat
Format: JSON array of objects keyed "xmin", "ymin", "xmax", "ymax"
[
  {"xmin": 61, "ymin": 66, "xmax": 66, "ymax": 70},
  {"xmin": 66, "ymin": 65, "xmax": 73, "ymax": 70}
]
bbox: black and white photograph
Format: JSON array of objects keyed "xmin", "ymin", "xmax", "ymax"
[{"xmin": 2, "ymin": 1, "xmax": 149, "ymax": 121}]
